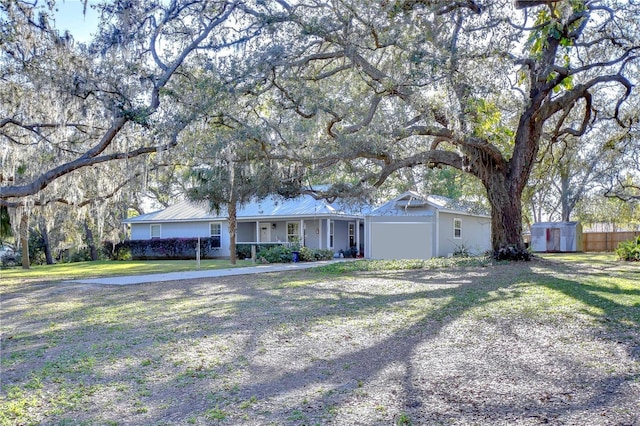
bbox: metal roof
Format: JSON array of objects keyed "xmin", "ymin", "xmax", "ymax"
[
  {"xmin": 530, "ymin": 221, "xmax": 581, "ymax": 227},
  {"xmin": 124, "ymin": 194, "xmax": 368, "ymax": 223},
  {"xmin": 369, "ymin": 191, "xmax": 489, "ymax": 217}
]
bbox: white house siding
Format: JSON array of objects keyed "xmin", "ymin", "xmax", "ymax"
[
  {"xmin": 437, "ymin": 212, "xmax": 491, "ymax": 257},
  {"xmin": 367, "ymin": 216, "xmax": 433, "ymax": 260}
]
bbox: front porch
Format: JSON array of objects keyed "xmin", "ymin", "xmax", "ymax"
[{"xmin": 236, "ymin": 217, "xmax": 364, "ymax": 256}]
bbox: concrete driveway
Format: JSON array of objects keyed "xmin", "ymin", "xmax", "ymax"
[{"xmin": 65, "ymin": 260, "xmax": 348, "ymax": 286}]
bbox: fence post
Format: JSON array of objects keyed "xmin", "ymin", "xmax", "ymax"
[{"xmin": 196, "ymin": 237, "xmax": 201, "ymax": 270}]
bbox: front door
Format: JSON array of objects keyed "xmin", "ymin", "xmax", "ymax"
[{"xmin": 260, "ymin": 224, "xmax": 271, "ymax": 242}]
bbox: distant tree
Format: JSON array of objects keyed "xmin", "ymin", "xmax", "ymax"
[{"xmin": 601, "ymin": 107, "xmax": 640, "ymax": 202}]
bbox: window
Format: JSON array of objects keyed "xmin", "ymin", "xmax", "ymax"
[
  {"xmin": 287, "ymin": 222, "xmax": 300, "ymax": 243},
  {"xmin": 348, "ymin": 223, "xmax": 355, "ymax": 247},
  {"xmin": 329, "ymin": 221, "xmax": 334, "ymax": 248},
  {"xmin": 453, "ymin": 218, "xmax": 462, "ymax": 239},
  {"xmin": 150, "ymin": 224, "xmax": 161, "ymax": 239},
  {"xmin": 210, "ymin": 223, "xmax": 221, "ymax": 248}
]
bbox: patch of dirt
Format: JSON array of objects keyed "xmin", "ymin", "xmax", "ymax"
[{"xmin": 1, "ymin": 261, "xmax": 639, "ymax": 425}]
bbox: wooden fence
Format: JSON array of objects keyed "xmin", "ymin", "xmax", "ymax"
[{"xmin": 582, "ymin": 231, "xmax": 639, "ymax": 252}]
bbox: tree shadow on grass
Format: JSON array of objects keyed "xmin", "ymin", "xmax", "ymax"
[
  {"xmin": 2, "ymin": 260, "xmax": 639, "ymax": 425},
  {"xmin": 1, "ymin": 264, "xmax": 517, "ymax": 424},
  {"xmin": 212, "ymin": 262, "xmax": 640, "ymax": 425}
]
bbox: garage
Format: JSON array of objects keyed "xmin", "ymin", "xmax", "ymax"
[{"xmin": 368, "ymin": 220, "xmax": 432, "ymax": 260}]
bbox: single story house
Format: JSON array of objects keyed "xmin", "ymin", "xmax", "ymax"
[
  {"xmin": 364, "ymin": 191, "xmax": 491, "ymax": 260},
  {"xmin": 123, "ymin": 191, "xmax": 491, "ymax": 260},
  {"xmin": 123, "ymin": 194, "xmax": 367, "ymax": 258}
]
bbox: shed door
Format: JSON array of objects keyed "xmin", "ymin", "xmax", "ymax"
[
  {"xmin": 547, "ymin": 228, "xmax": 561, "ymax": 251},
  {"xmin": 370, "ymin": 222, "xmax": 431, "ymax": 260}
]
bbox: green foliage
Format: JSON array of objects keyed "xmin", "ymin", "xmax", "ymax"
[
  {"xmin": 65, "ymin": 248, "xmax": 94, "ymax": 263},
  {"xmin": 0, "ymin": 206, "xmax": 12, "ymax": 238},
  {"xmin": 299, "ymin": 246, "xmax": 334, "ymax": 261},
  {"xmin": 525, "ymin": 7, "xmax": 571, "ymax": 58},
  {"xmin": 493, "ymin": 245, "xmax": 531, "ymax": 261},
  {"xmin": 314, "ymin": 256, "xmax": 490, "ymax": 274},
  {"xmin": 21, "ymin": 228, "xmax": 48, "ymax": 266},
  {"xmin": 235, "ymin": 244, "xmax": 253, "ymax": 260},
  {"xmin": 615, "ymin": 236, "xmax": 640, "ymax": 261},
  {"xmin": 235, "ymin": 244, "xmax": 333, "ymax": 263},
  {"xmin": 396, "ymin": 413, "xmax": 413, "ymax": 426},
  {"xmin": 453, "ymin": 243, "xmax": 471, "ymax": 258},
  {"xmin": 103, "ymin": 241, "xmax": 131, "ymax": 261},
  {"xmin": 257, "ymin": 245, "xmax": 293, "ymax": 263},
  {"xmin": 469, "ymin": 98, "xmax": 514, "ymax": 147},
  {"xmin": 204, "ymin": 407, "xmax": 227, "ymax": 420},
  {"xmin": 0, "ymin": 259, "xmax": 246, "ymax": 285}
]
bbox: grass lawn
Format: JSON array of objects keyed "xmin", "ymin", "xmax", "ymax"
[
  {"xmin": 1, "ymin": 253, "xmax": 638, "ymax": 425},
  {"xmin": 0, "ymin": 259, "xmax": 254, "ymax": 286}
]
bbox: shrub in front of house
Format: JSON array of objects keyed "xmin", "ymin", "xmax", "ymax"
[
  {"xmin": 236, "ymin": 244, "xmax": 253, "ymax": 260},
  {"xmin": 257, "ymin": 245, "xmax": 293, "ymax": 263},
  {"xmin": 616, "ymin": 235, "xmax": 640, "ymax": 261},
  {"xmin": 299, "ymin": 246, "xmax": 333, "ymax": 261},
  {"xmin": 234, "ymin": 245, "xmax": 334, "ymax": 263}
]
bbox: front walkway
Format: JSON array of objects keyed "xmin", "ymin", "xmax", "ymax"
[{"xmin": 65, "ymin": 259, "xmax": 350, "ymax": 286}]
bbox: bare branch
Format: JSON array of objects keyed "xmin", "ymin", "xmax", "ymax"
[
  {"xmin": 341, "ymin": 95, "xmax": 381, "ymax": 134},
  {"xmin": 370, "ymin": 150, "xmax": 463, "ymax": 188},
  {"xmin": 539, "ymin": 74, "xmax": 633, "ymax": 124}
]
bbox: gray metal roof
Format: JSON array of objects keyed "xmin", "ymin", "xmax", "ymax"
[
  {"xmin": 530, "ymin": 221, "xmax": 581, "ymax": 227},
  {"xmin": 369, "ymin": 191, "xmax": 489, "ymax": 217},
  {"xmin": 124, "ymin": 194, "xmax": 368, "ymax": 223}
]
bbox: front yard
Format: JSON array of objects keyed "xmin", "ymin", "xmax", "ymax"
[{"xmin": 1, "ymin": 254, "xmax": 639, "ymax": 425}]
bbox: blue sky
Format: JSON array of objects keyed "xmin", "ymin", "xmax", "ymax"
[{"xmin": 52, "ymin": 0, "xmax": 100, "ymax": 43}]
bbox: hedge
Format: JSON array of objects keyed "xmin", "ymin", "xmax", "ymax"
[{"xmin": 111, "ymin": 237, "xmax": 220, "ymax": 260}]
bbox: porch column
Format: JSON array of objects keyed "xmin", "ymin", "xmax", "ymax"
[
  {"xmin": 256, "ymin": 221, "xmax": 260, "ymax": 243},
  {"xmin": 300, "ymin": 219, "xmax": 304, "ymax": 245},
  {"xmin": 356, "ymin": 219, "xmax": 360, "ymax": 256},
  {"xmin": 326, "ymin": 218, "xmax": 331, "ymax": 249},
  {"xmin": 319, "ymin": 220, "xmax": 323, "ymax": 249}
]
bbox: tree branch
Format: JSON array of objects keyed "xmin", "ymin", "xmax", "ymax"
[
  {"xmin": 369, "ymin": 150, "xmax": 463, "ymax": 188},
  {"xmin": 0, "ymin": 132, "xmax": 179, "ymax": 202}
]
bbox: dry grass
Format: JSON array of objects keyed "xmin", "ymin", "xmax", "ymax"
[{"xmin": 1, "ymin": 255, "xmax": 639, "ymax": 425}]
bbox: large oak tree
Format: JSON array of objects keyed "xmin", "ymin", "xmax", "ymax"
[{"xmin": 252, "ymin": 0, "xmax": 638, "ymax": 258}]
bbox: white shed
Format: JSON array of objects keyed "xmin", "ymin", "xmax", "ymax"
[{"xmin": 530, "ymin": 222, "xmax": 583, "ymax": 252}]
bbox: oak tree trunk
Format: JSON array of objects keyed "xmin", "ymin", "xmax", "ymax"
[
  {"xmin": 228, "ymin": 197, "xmax": 237, "ymax": 265},
  {"xmin": 83, "ymin": 221, "xmax": 99, "ymax": 261},
  {"xmin": 39, "ymin": 220, "xmax": 54, "ymax": 265},
  {"xmin": 482, "ymin": 169, "xmax": 531, "ymax": 260}
]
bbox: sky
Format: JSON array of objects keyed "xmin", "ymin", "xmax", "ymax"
[{"xmin": 51, "ymin": 0, "xmax": 101, "ymax": 44}]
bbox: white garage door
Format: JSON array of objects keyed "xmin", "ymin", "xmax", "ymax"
[{"xmin": 370, "ymin": 222, "xmax": 432, "ymax": 260}]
